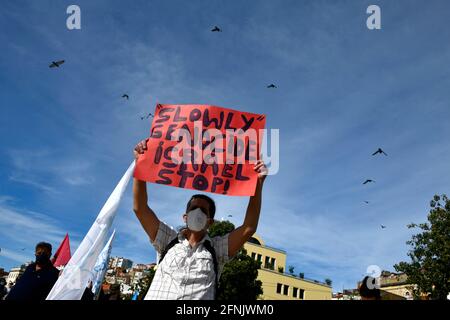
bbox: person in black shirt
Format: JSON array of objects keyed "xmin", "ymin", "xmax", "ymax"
[{"xmin": 5, "ymin": 242, "xmax": 59, "ymax": 301}]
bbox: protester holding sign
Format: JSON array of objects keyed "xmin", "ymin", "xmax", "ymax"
[{"xmin": 132, "ymin": 104, "xmax": 268, "ymax": 300}]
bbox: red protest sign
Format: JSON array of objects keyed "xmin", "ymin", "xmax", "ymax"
[{"xmin": 134, "ymin": 104, "xmax": 266, "ymax": 196}]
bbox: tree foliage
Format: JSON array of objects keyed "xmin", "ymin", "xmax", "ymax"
[
  {"xmin": 209, "ymin": 220, "xmax": 263, "ymax": 300},
  {"xmin": 209, "ymin": 220, "xmax": 235, "ymax": 238},
  {"xmin": 217, "ymin": 248, "xmax": 263, "ymax": 300},
  {"xmin": 394, "ymin": 194, "xmax": 450, "ymax": 300},
  {"xmin": 135, "ymin": 268, "xmax": 156, "ymax": 300}
]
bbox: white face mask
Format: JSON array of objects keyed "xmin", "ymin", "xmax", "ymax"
[{"xmin": 186, "ymin": 208, "xmax": 208, "ymax": 232}]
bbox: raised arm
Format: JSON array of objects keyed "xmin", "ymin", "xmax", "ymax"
[
  {"xmin": 133, "ymin": 139, "xmax": 160, "ymax": 242},
  {"xmin": 228, "ymin": 160, "xmax": 267, "ymax": 257}
]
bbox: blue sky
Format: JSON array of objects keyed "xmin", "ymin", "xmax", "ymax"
[{"xmin": 1, "ymin": 0, "xmax": 450, "ymax": 292}]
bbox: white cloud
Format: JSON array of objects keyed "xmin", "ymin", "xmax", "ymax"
[
  {"xmin": 7, "ymin": 149, "xmax": 95, "ymax": 191},
  {"xmin": 9, "ymin": 174, "xmax": 60, "ymax": 194},
  {"xmin": 0, "ymin": 247, "xmax": 32, "ymax": 265},
  {"xmin": 0, "ymin": 197, "xmax": 79, "ymax": 262}
]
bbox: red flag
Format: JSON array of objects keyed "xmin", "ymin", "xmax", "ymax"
[{"xmin": 52, "ymin": 233, "xmax": 71, "ymax": 268}]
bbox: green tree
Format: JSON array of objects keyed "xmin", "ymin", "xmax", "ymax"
[
  {"xmin": 394, "ymin": 194, "xmax": 450, "ymax": 300},
  {"xmin": 209, "ymin": 220, "xmax": 263, "ymax": 300},
  {"xmin": 217, "ymin": 248, "xmax": 263, "ymax": 300},
  {"xmin": 209, "ymin": 220, "xmax": 235, "ymax": 237},
  {"xmin": 299, "ymin": 272, "xmax": 304, "ymax": 279},
  {"xmin": 135, "ymin": 268, "xmax": 156, "ymax": 300},
  {"xmin": 325, "ymin": 278, "xmax": 332, "ymax": 286}
]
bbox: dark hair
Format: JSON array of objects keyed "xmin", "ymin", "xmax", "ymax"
[
  {"xmin": 359, "ymin": 276, "xmax": 381, "ymax": 299},
  {"xmin": 186, "ymin": 194, "xmax": 216, "ymax": 219},
  {"xmin": 35, "ymin": 242, "xmax": 52, "ymax": 254}
]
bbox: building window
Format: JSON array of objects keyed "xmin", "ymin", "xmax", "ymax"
[
  {"xmin": 270, "ymin": 258, "xmax": 276, "ymax": 270},
  {"xmin": 293, "ymin": 287, "xmax": 298, "ymax": 298},
  {"xmin": 276, "ymin": 283, "xmax": 282, "ymax": 294},
  {"xmin": 299, "ymin": 289, "xmax": 305, "ymax": 299},
  {"xmin": 251, "ymin": 252, "xmax": 256, "ymax": 259},
  {"xmin": 257, "ymin": 254, "xmax": 262, "ymax": 262},
  {"xmin": 264, "ymin": 256, "xmax": 271, "ymax": 269},
  {"xmin": 283, "ymin": 285, "xmax": 289, "ymax": 296}
]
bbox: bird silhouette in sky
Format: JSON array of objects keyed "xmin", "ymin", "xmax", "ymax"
[
  {"xmin": 363, "ymin": 179, "xmax": 375, "ymax": 185},
  {"xmin": 49, "ymin": 60, "xmax": 65, "ymax": 68},
  {"xmin": 141, "ymin": 113, "xmax": 153, "ymax": 120},
  {"xmin": 372, "ymin": 148, "xmax": 387, "ymax": 156},
  {"xmin": 228, "ymin": 215, "xmax": 233, "ymax": 217},
  {"xmin": 364, "ymin": 201, "xmax": 370, "ymax": 204},
  {"xmin": 122, "ymin": 94, "xmax": 129, "ymax": 100},
  {"xmin": 381, "ymin": 225, "xmax": 387, "ymax": 229},
  {"xmin": 211, "ymin": 26, "xmax": 222, "ymax": 32},
  {"xmin": 267, "ymin": 84, "xmax": 277, "ymax": 88}
]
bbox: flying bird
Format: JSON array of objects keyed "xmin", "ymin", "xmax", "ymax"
[
  {"xmin": 372, "ymin": 148, "xmax": 387, "ymax": 156},
  {"xmin": 122, "ymin": 94, "xmax": 129, "ymax": 100},
  {"xmin": 49, "ymin": 60, "xmax": 65, "ymax": 68},
  {"xmin": 141, "ymin": 113, "xmax": 153, "ymax": 120},
  {"xmin": 228, "ymin": 215, "xmax": 233, "ymax": 217},
  {"xmin": 363, "ymin": 179, "xmax": 375, "ymax": 185},
  {"xmin": 364, "ymin": 201, "xmax": 369, "ymax": 204},
  {"xmin": 211, "ymin": 26, "xmax": 222, "ymax": 32},
  {"xmin": 49, "ymin": 60, "xmax": 64, "ymax": 68},
  {"xmin": 381, "ymin": 225, "xmax": 387, "ymax": 229},
  {"xmin": 267, "ymin": 84, "xmax": 277, "ymax": 88}
]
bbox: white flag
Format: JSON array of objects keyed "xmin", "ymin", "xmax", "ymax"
[
  {"xmin": 91, "ymin": 230, "xmax": 115, "ymax": 299},
  {"xmin": 46, "ymin": 161, "xmax": 135, "ymax": 300}
]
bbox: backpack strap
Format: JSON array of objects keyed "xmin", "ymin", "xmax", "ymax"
[
  {"xmin": 158, "ymin": 237, "xmax": 180, "ymax": 265},
  {"xmin": 203, "ymin": 240, "xmax": 219, "ymax": 299}
]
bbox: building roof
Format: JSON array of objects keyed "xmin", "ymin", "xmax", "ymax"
[
  {"xmin": 245, "ymin": 235, "xmax": 286, "ymax": 254},
  {"xmin": 260, "ymin": 268, "xmax": 331, "ymax": 288}
]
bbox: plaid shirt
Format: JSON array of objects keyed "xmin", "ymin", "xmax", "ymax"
[{"xmin": 144, "ymin": 221, "xmax": 230, "ymax": 300}]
